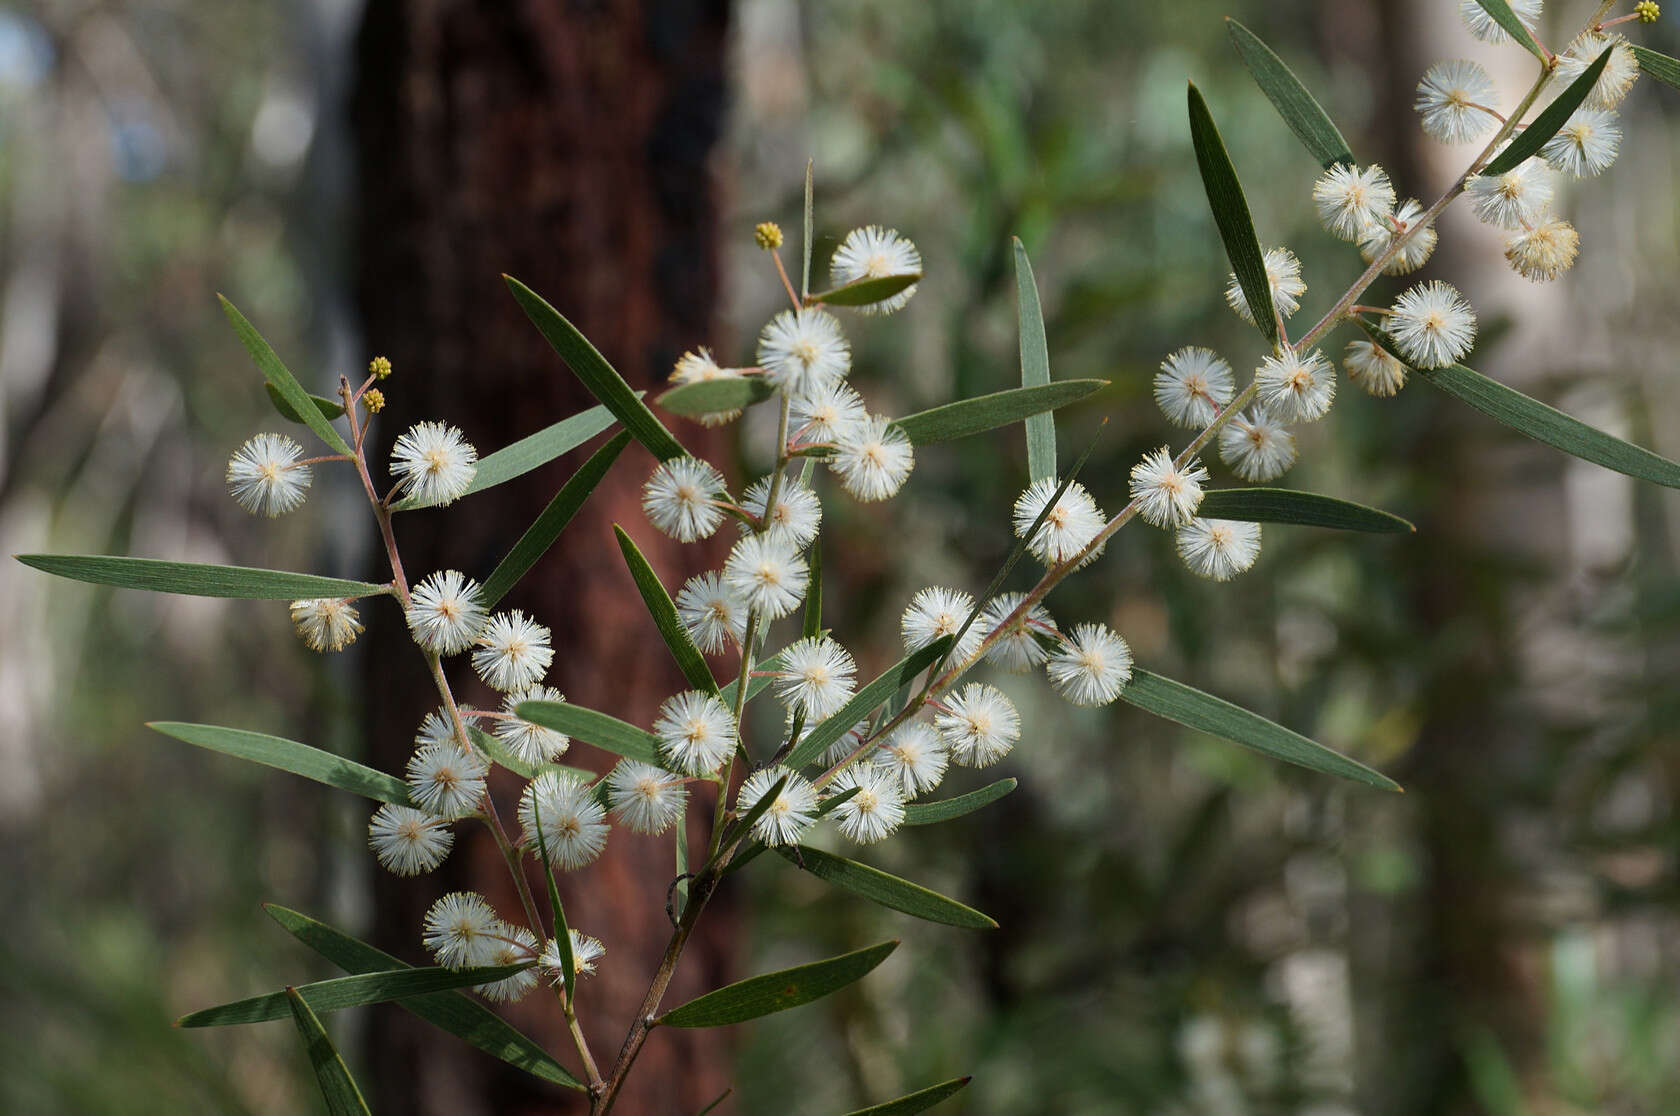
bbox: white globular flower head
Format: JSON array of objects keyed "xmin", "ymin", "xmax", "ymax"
[
  {"xmin": 758, "ymin": 308, "xmax": 851, "ymax": 395},
  {"xmin": 1219, "ymin": 410, "xmax": 1299, "ymax": 483},
  {"xmin": 654, "ymin": 690, "xmax": 738, "ymax": 775},
  {"xmin": 736, "ymin": 766, "xmax": 819, "ymax": 846},
  {"xmin": 405, "ymin": 570, "xmax": 489, "ymax": 655},
  {"xmin": 1460, "ymin": 0, "xmax": 1541, "ymax": 44},
  {"xmin": 829, "ymin": 765, "xmax": 906, "ymax": 844},
  {"xmin": 642, "ymin": 456, "xmax": 728, "ymax": 542},
  {"xmin": 675, "ymin": 571, "xmax": 748, "ymax": 654},
  {"xmin": 495, "ymin": 685, "xmax": 571, "ymax": 765},
  {"xmin": 1155, "ymin": 347, "xmax": 1235, "ymax": 428},
  {"xmin": 423, "ymin": 891, "xmax": 500, "ymax": 969},
  {"xmin": 935, "ymin": 683, "xmax": 1021, "ymax": 767},
  {"xmin": 606, "ymin": 760, "xmax": 689, "ymax": 835},
  {"xmin": 901, "ymin": 586, "xmax": 985, "ymax": 664},
  {"xmin": 669, "ymin": 347, "xmax": 745, "ymax": 426},
  {"xmin": 1505, "ymin": 219, "xmax": 1580, "ymax": 282},
  {"xmin": 475, "ymin": 925, "xmax": 540, "ymax": 1003},
  {"xmin": 519, "ymin": 770, "xmax": 609, "ymax": 871},
  {"xmin": 872, "ymin": 722, "xmax": 950, "ymax": 797},
  {"xmin": 368, "ymin": 804, "xmax": 455, "ymax": 876},
  {"xmin": 471, "ymin": 610, "xmax": 554, "ymax": 693},
  {"xmin": 829, "ymin": 415, "xmax": 914, "ymax": 502},
  {"xmin": 1226, "ymin": 247, "xmax": 1306, "ymax": 325},
  {"xmin": 1256, "ymin": 349, "xmax": 1336, "ymax": 424},
  {"xmin": 740, "ymin": 473, "xmax": 822, "ymax": 548},
  {"xmin": 539, "ymin": 930, "xmax": 605, "ymax": 985},
  {"xmin": 1046, "ymin": 623, "xmax": 1134, "ymax": 706},
  {"xmin": 1555, "ymin": 31, "xmax": 1639, "ymax": 111},
  {"xmin": 1359, "ymin": 199, "xmax": 1437, "ymax": 276},
  {"xmin": 1467, "ymin": 160, "xmax": 1554, "ymax": 229},
  {"xmin": 1177, "ymin": 518, "xmax": 1263, "ymax": 581},
  {"xmin": 1311, "ymin": 163, "xmax": 1396, "ymax": 241},
  {"xmin": 227, "ymin": 433, "xmax": 312, "ymax": 516},
  {"xmin": 290, "ymin": 598, "xmax": 363, "ymax": 652},
  {"xmin": 391, "ymin": 422, "xmax": 478, "ymax": 507},
  {"xmin": 406, "ymin": 737, "xmax": 489, "ymax": 820},
  {"xmin": 1541, "ymin": 107, "xmax": 1621, "ymax": 177},
  {"xmin": 1129, "ymin": 447, "xmax": 1209, "ymax": 528},
  {"xmin": 980, "ymin": 592, "xmax": 1059, "ymax": 673},
  {"xmin": 1416, "ymin": 60, "xmax": 1498, "ymax": 144},
  {"xmin": 829, "ymin": 225, "xmax": 922, "ymax": 315},
  {"xmin": 1343, "ymin": 339, "xmax": 1409, "ymax": 397},
  {"xmin": 1012, "ymin": 478, "xmax": 1107, "ymax": 567},
  {"xmin": 790, "ymin": 380, "xmax": 867, "ymax": 445},
  {"xmin": 1389, "ymin": 281, "xmax": 1477, "ymax": 369},
  {"xmin": 722, "ymin": 533, "xmax": 809, "ymax": 620},
  {"xmin": 774, "ymin": 636, "xmax": 858, "ymax": 720}
]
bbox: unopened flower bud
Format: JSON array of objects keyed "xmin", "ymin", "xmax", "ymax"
[
  {"xmin": 369, "ymin": 355, "xmax": 393, "ymax": 379},
  {"xmin": 753, "ymin": 221, "xmax": 784, "ymax": 250},
  {"xmin": 363, "ymin": 388, "xmax": 386, "ymax": 413}
]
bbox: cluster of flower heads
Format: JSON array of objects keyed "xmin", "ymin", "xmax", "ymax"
[{"xmin": 418, "ymin": 890, "xmax": 604, "ymax": 1000}]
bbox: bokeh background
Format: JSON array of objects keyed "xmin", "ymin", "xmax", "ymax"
[{"xmin": 3, "ymin": 0, "xmax": 1678, "ymax": 1113}]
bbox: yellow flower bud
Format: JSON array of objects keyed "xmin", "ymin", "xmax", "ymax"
[
  {"xmin": 753, "ymin": 221, "xmax": 784, "ymax": 251},
  {"xmin": 369, "ymin": 355, "xmax": 393, "ymax": 379},
  {"xmin": 364, "ymin": 388, "xmax": 386, "ymax": 413}
]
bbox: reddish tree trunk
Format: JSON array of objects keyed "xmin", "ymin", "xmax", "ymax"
[{"xmin": 352, "ymin": 2, "xmax": 734, "ymax": 1111}]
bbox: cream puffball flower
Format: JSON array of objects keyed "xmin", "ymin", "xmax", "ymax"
[
  {"xmin": 423, "ymin": 892, "xmax": 501, "ymax": 969},
  {"xmin": 390, "ymin": 421, "xmax": 478, "ymax": 507},
  {"xmin": 1555, "ymin": 31, "xmax": 1639, "ymax": 111},
  {"xmin": 774, "ymin": 636, "xmax": 859, "ymax": 721},
  {"xmin": 790, "ymin": 380, "xmax": 867, "ymax": 445},
  {"xmin": 901, "ymin": 586, "xmax": 985, "ymax": 664},
  {"xmin": 979, "ymin": 592, "xmax": 1059, "ymax": 673},
  {"xmin": 1129, "ymin": 447, "xmax": 1209, "ymax": 528},
  {"xmin": 935, "ymin": 683, "xmax": 1021, "ymax": 767},
  {"xmin": 405, "ymin": 570, "xmax": 490, "ymax": 655},
  {"xmin": 495, "ymin": 685, "xmax": 571, "ymax": 765},
  {"xmin": 758, "ymin": 307, "xmax": 851, "ymax": 395},
  {"xmin": 740, "ymin": 472, "xmax": 822, "ymax": 548},
  {"xmin": 722, "ymin": 534, "xmax": 809, "ymax": 620},
  {"xmin": 1256, "ymin": 349, "xmax": 1336, "ymax": 424},
  {"xmin": 829, "ymin": 415, "xmax": 914, "ymax": 501},
  {"xmin": 676, "ymin": 571, "xmax": 748, "ymax": 654},
  {"xmin": 519, "ymin": 770, "xmax": 609, "ymax": 871},
  {"xmin": 606, "ymin": 761, "xmax": 689, "ymax": 835},
  {"xmin": 654, "ymin": 690, "xmax": 738, "ymax": 775},
  {"xmin": 1541, "ymin": 108, "xmax": 1620, "ymax": 177},
  {"xmin": 642, "ymin": 457, "xmax": 728, "ymax": 542},
  {"xmin": 829, "ymin": 226, "xmax": 922, "ymax": 314},
  {"xmin": 290, "ymin": 598, "xmax": 363, "ymax": 652},
  {"xmin": 540, "ymin": 930, "xmax": 605, "ymax": 985},
  {"xmin": 1460, "ymin": 0, "xmax": 1541, "ymax": 45},
  {"xmin": 406, "ymin": 738, "xmax": 489, "ymax": 820},
  {"xmin": 475, "ymin": 926, "xmax": 540, "ymax": 1003},
  {"xmin": 1312, "ymin": 163, "xmax": 1396, "ymax": 241},
  {"xmin": 1155, "ymin": 347, "xmax": 1235, "ymax": 428},
  {"xmin": 471, "ymin": 611, "xmax": 554, "ymax": 693},
  {"xmin": 1177, "ymin": 518, "xmax": 1263, "ymax": 581},
  {"xmin": 1389, "ymin": 281, "xmax": 1476, "ymax": 370},
  {"xmin": 1505, "ymin": 219, "xmax": 1580, "ymax": 282},
  {"xmin": 1466, "ymin": 161, "xmax": 1553, "ymax": 230},
  {"xmin": 829, "ymin": 765, "xmax": 906, "ymax": 844},
  {"xmin": 736, "ymin": 766, "xmax": 819, "ymax": 846},
  {"xmin": 1012, "ymin": 477, "xmax": 1106, "ymax": 567},
  {"xmin": 668, "ymin": 347, "xmax": 745, "ymax": 426},
  {"xmin": 1226, "ymin": 247, "xmax": 1306, "ymax": 325},
  {"xmin": 1343, "ymin": 339, "xmax": 1408, "ymax": 397},
  {"xmin": 1046, "ymin": 623, "xmax": 1133, "ymax": 706},
  {"xmin": 1219, "ymin": 410, "xmax": 1298, "ymax": 483},
  {"xmin": 1359, "ymin": 199, "xmax": 1437, "ymax": 276},
  {"xmin": 368, "ymin": 804, "xmax": 454, "ymax": 876},
  {"xmin": 872, "ymin": 722, "xmax": 950, "ymax": 797},
  {"xmin": 1416, "ymin": 60, "xmax": 1498, "ymax": 144},
  {"xmin": 227, "ymin": 433, "xmax": 312, "ymax": 516}
]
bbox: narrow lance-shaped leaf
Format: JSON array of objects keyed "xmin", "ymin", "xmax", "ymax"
[
  {"xmin": 393, "ymin": 403, "xmax": 620, "ymax": 511},
  {"xmin": 673, "ymin": 805, "xmax": 691, "ymax": 916},
  {"xmin": 504, "ymin": 276, "xmax": 688, "ymax": 461},
  {"xmin": 901, "ymin": 778, "xmax": 1018, "ymax": 827},
  {"xmin": 1481, "ymin": 49, "xmax": 1610, "ymax": 177},
  {"xmin": 148, "ymin": 722, "xmax": 412, "ymax": 805},
  {"xmin": 219, "ymin": 295, "xmax": 353, "ymax": 456},
  {"xmin": 515, "ymin": 701, "xmax": 663, "ymax": 767},
  {"xmin": 1013, "ymin": 238, "xmax": 1056, "ymax": 482},
  {"xmin": 807, "ymin": 273, "xmax": 920, "ymax": 307},
  {"xmin": 1121, "ymin": 669, "xmax": 1401, "ymax": 791},
  {"xmin": 265, "ymin": 905, "xmax": 584, "ymax": 1089},
  {"xmin": 775, "ymin": 845, "xmax": 997, "ymax": 930},
  {"xmin": 285, "ymin": 989, "xmax": 373, "ymax": 1116},
  {"xmin": 842, "ymin": 1078, "xmax": 974, "ymax": 1116},
  {"xmin": 1362, "ymin": 325, "xmax": 1680, "ymax": 490},
  {"xmin": 893, "ymin": 380, "xmax": 1108, "ymax": 447},
  {"xmin": 803, "ymin": 539, "xmax": 823, "ymax": 640},
  {"xmin": 657, "ymin": 940, "xmax": 899, "ymax": 1028},
  {"xmin": 1196, "ymin": 488, "xmax": 1414, "ymax": 533},
  {"xmin": 785, "ymin": 638, "xmax": 953, "ymax": 770},
  {"xmin": 179, "ymin": 965, "xmax": 530, "ymax": 1027},
  {"xmin": 1226, "ymin": 19, "xmax": 1354, "ymax": 169},
  {"xmin": 1472, "ymin": 0, "xmax": 1546, "ymax": 61},
  {"xmin": 15, "ymin": 555, "xmax": 388, "ymax": 601},
  {"xmin": 615, "ymin": 526, "xmax": 719, "ymax": 695},
  {"xmin": 481, "ymin": 431, "xmax": 630, "ymax": 606},
  {"xmin": 801, "ymin": 158, "xmax": 814, "ymax": 299},
  {"xmin": 657, "ymin": 377, "xmax": 776, "ymax": 419},
  {"xmin": 1187, "ymin": 83, "xmax": 1277, "ymax": 344},
  {"xmin": 1632, "ymin": 45, "xmax": 1680, "ymax": 93},
  {"xmin": 530, "ymin": 793, "xmax": 576, "ymax": 1003},
  {"xmin": 265, "ymin": 383, "xmax": 344, "ymax": 425}
]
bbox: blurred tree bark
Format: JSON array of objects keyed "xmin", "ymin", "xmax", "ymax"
[{"xmin": 352, "ymin": 2, "xmax": 734, "ymax": 1112}]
